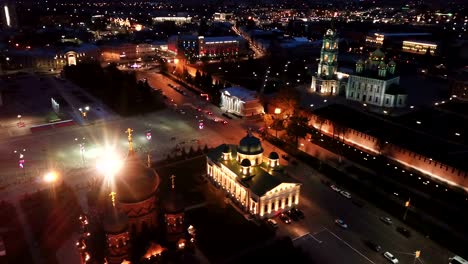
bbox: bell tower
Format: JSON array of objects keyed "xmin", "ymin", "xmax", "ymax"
[{"xmin": 317, "ymin": 29, "xmax": 338, "ymax": 79}]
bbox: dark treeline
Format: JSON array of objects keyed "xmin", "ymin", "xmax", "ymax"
[{"xmin": 63, "ymin": 61, "xmax": 165, "ymax": 116}]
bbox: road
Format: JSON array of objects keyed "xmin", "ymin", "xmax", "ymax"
[
  {"xmin": 272, "ymin": 158, "xmax": 454, "ymax": 264},
  {"xmin": 231, "ymin": 26, "xmax": 266, "ymax": 58},
  {"xmin": 0, "ymin": 70, "xmax": 454, "ymax": 264}
]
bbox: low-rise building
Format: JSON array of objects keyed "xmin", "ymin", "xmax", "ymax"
[
  {"xmin": 402, "ymin": 40, "xmax": 437, "ymax": 55},
  {"xmin": 206, "ymin": 132, "xmax": 301, "ymax": 219},
  {"xmin": 220, "ymin": 87, "xmax": 264, "ymax": 117},
  {"xmin": 3, "ymin": 44, "xmax": 99, "ymax": 71}
]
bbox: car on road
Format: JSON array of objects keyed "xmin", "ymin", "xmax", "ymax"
[
  {"xmin": 266, "ymin": 219, "xmax": 279, "ymax": 229},
  {"xmin": 179, "ymin": 109, "xmax": 186, "ymax": 115},
  {"xmin": 289, "ymin": 208, "xmax": 305, "ymax": 219},
  {"xmin": 380, "ymin": 216, "xmax": 393, "ymax": 225},
  {"xmin": 365, "ymin": 240, "xmax": 381, "ymax": 252},
  {"xmin": 279, "ymin": 213, "xmax": 291, "ymax": 224},
  {"xmin": 330, "ymin": 185, "xmax": 341, "ymax": 192},
  {"xmin": 335, "ymin": 219, "xmax": 348, "ymax": 228},
  {"xmin": 396, "ymin": 227, "xmax": 411, "ymax": 237},
  {"xmin": 340, "ymin": 191, "xmax": 352, "ymax": 199},
  {"xmin": 383, "ymin": 251, "xmax": 399, "ymax": 263},
  {"xmin": 286, "ymin": 210, "xmax": 299, "ymax": 221}
]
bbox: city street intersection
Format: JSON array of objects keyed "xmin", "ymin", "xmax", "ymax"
[{"xmin": 0, "ymin": 71, "xmax": 454, "ymax": 264}]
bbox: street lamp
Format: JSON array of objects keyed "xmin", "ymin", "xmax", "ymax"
[
  {"xmin": 14, "ymin": 149, "xmax": 26, "ymax": 172},
  {"xmin": 78, "ymin": 106, "xmax": 90, "ymax": 119},
  {"xmin": 17, "ymin": 114, "xmax": 24, "ymax": 127},
  {"xmin": 274, "ymin": 108, "xmax": 282, "ymax": 138},
  {"xmin": 75, "ymin": 137, "xmax": 86, "ymax": 166}
]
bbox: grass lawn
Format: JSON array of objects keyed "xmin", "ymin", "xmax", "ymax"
[
  {"xmin": 185, "ymin": 204, "xmax": 273, "ymax": 263},
  {"xmin": 155, "ymin": 156, "xmax": 207, "ymax": 206}
]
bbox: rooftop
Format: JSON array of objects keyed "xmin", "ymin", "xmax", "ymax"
[
  {"xmin": 207, "ymin": 144, "xmax": 297, "ymax": 197},
  {"xmin": 221, "ymin": 87, "xmax": 258, "ymax": 101},
  {"xmin": 312, "ymin": 104, "xmax": 468, "ymax": 171}
]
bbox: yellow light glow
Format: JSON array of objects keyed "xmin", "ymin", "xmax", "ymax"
[
  {"xmin": 174, "ymin": 58, "xmax": 179, "ymax": 64},
  {"xmin": 274, "ymin": 108, "xmax": 281, "ymax": 115},
  {"xmin": 96, "ymin": 150, "xmax": 123, "ymax": 177},
  {"xmin": 44, "ymin": 171, "xmax": 59, "ymax": 183}
]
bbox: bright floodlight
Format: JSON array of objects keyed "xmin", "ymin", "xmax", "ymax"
[
  {"xmin": 44, "ymin": 171, "xmax": 59, "ymax": 183},
  {"xmin": 96, "ymin": 150, "xmax": 123, "ymax": 177}
]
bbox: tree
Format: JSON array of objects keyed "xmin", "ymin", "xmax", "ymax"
[
  {"xmin": 286, "ymin": 114, "xmax": 309, "ymax": 147},
  {"xmin": 272, "ymin": 87, "xmax": 300, "ymax": 117},
  {"xmin": 263, "ymin": 114, "xmax": 285, "ymax": 137}
]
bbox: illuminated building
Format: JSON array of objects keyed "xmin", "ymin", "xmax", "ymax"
[
  {"xmin": 153, "ymin": 16, "xmax": 192, "ymax": 25},
  {"xmin": 206, "ymin": 132, "xmax": 301, "ymax": 219},
  {"xmin": 1, "ymin": 1, "xmax": 17, "ymax": 29},
  {"xmin": 311, "ymin": 29, "xmax": 346, "ymax": 95},
  {"xmin": 213, "ymin": 12, "xmax": 233, "ymax": 22},
  {"xmin": 346, "ymin": 48, "xmax": 407, "ymax": 108},
  {"xmin": 220, "ymin": 87, "xmax": 264, "ymax": 117},
  {"xmin": 402, "ymin": 41, "xmax": 437, "ymax": 55},
  {"xmin": 162, "ymin": 176, "xmax": 186, "ymax": 248},
  {"xmin": 114, "ymin": 148, "xmax": 160, "ymax": 234},
  {"xmin": 4, "ymin": 44, "xmax": 99, "ymax": 71},
  {"xmin": 83, "ymin": 130, "xmax": 194, "ymax": 263},
  {"xmin": 365, "ymin": 32, "xmax": 432, "ymax": 48},
  {"xmin": 102, "ymin": 212, "xmax": 131, "ymax": 264},
  {"xmin": 168, "ymin": 35, "xmax": 242, "ymax": 60},
  {"xmin": 100, "ymin": 43, "xmax": 137, "ymax": 62}
]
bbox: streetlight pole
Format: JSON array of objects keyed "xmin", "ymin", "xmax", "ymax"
[
  {"xmin": 274, "ymin": 108, "xmax": 282, "ymax": 138},
  {"xmin": 403, "ymin": 198, "xmax": 411, "ymax": 221},
  {"xmin": 75, "ymin": 137, "xmax": 86, "ymax": 167}
]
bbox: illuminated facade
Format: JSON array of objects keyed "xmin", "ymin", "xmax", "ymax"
[
  {"xmin": 115, "ymin": 151, "xmax": 160, "ymax": 235},
  {"xmin": 402, "ymin": 41, "xmax": 437, "ymax": 55},
  {"xmin": 100, "ymin": 43, "xmax": 137, "ymax": 62},
  {"xmin": 220, "ymin": 87, "xmax": 264, "ymax": 116},
  {"xmin": 346, "ymin": 48, "xmax": 407, "ymax": 108},
  {"xmin": 311, "ymin": 29, "xmax": 346, "ymax": 95},
  {"xmin": 206, "ymin": 133, "xmax": 301, "ymax": 219},
  {"xmin": 153, "ymin": 16, "xmax": 191, "ymax": 25},
  {"xmin": 168, "ymin": 35, "xmax": 242, "ymax": 59},
  {"xmin": 365, "ymin": 33, "xmax": 385, "ymax": 47},
  {"xmin": 4, "ymin": 45, "xmax": 99, "ymax": 71}
]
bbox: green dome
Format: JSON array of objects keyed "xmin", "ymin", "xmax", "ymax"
[
  {"xmin": 371, "ymin": 48, "xmax": 385, "ymax": 60},
  {"xmin": 238, "ymin": 133, "xmax": 263, "ymax": 155},
  {"xmin": 222, "ymin": 144, "xmax": 231, "ymax": 153},
  {"xmin": 268, "ymin": 152, "xmax": 279, "ymax": 159},
  {"xmin": 240, "ymin": 159, "xmax": 251, "ymax": 167}
]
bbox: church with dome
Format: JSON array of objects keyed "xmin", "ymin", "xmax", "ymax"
[
  {"xmin": 80, "ymin": 129, "xmax": 197, "ymax": 264},
  {"xmin": 345, "ymin": 48, "xmax": 407, "ymax": 108},
  {"xmin": 206, "ymin": 131, "xmax": 301, "ymax": 219}
]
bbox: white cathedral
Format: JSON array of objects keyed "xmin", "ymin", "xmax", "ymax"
[{"xmin": 346, "ymin": 49, "xmax": 407, "ymax": 108}]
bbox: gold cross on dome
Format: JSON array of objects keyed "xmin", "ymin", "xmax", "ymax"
[
  {"xmin": 170, "ymin": 175, "xmax": 176, "ymax": 190},
  {"xmin": 109, "ymin": 191, "xmax": 116, "ymax": 207},
  {"xmin": 125, "ymin": 128, "xmax": 134, "ymax": 152}
]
